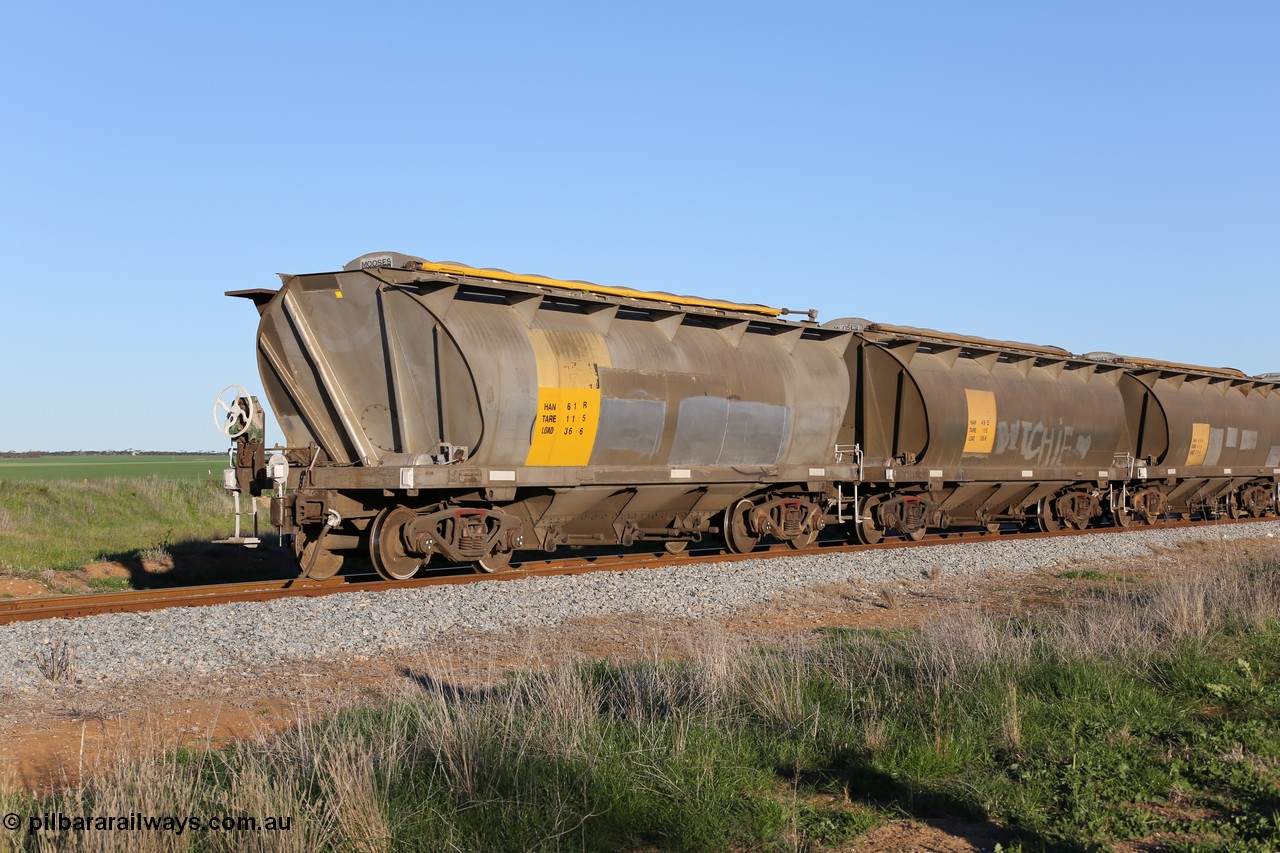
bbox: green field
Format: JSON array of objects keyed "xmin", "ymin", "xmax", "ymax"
[{"xmin": 0, "ymin": 455, "xmax": 226, "ymax": 482}]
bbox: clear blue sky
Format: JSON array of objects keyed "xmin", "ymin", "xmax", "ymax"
[{"xmin": 2, "ymin": 2, "xmax": 1276, "ymax": 451}]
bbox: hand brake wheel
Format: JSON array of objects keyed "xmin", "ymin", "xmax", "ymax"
[{"xmin": 213, "ymin": 385, "xmax": 257, "ymax": 438}]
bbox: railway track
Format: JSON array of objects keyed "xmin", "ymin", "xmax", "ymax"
[{"xmin": 0, "ymin": 516, "xmax": 1271, "ymax": 626}]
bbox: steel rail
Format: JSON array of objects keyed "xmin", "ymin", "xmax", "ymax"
[{"xmin": 0, "ymin": 516, "xmax": 1271, "ymax": 626}]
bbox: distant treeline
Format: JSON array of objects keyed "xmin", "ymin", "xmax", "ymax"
[{"xmin": 0, "ymin": 450, "xmax": 224, "ymax": 458}]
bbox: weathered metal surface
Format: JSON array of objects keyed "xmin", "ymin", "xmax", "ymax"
[
  {"xmin": 826, "ymin": 319, "xmax": 1130, "ymax": 473},
  {"xmin": 1113, "ymin": 364, "xmax": 1280, "ymax": 470},
  {"xmin": 248, "ymin": 266, "xmax": 849, "ymax": 475}
]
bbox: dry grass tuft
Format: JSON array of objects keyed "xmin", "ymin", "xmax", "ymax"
[
  {"xmin": 739, "ymin": 649, "xmax": 815, "ymax": 735},
  {"xmin": 35, "ymin": 637, "xmax": 76, "ymax": 683},
  {"xmin": 682, "ymin": 630, "xmax": 740, "ymax": 710},
  {"xmin": 877, "ymin": 583, "xmax": 902, "ymax": 610},
  {"xmin": 140, "ymin": 545, "xmax": 175, "ymax": 570},
  {"xmin": 861, "ymin": 695, "xmax": 887, "ymax": 753},
  {"xmin": 1002, "ymin": 681, "xmax": 1022, "ymax": 755},
  {"xmin": 313, "ymin": 735, "xmax": 395, "ymax": 852}
]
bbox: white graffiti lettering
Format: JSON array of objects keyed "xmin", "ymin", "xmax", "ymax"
[{"xmin": 993, "ymin": 420, "xmax": 1092, "ymax": 465}]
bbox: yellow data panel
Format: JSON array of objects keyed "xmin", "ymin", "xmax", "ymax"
[
  {"xmin": 525, "ymin": 329, "xmax": 612, "ymax": 466},
  {"xmin": 527, "ymin": 387, "xmax": 602, "ymax": 466},
  {"xmin": 1185, "ymin": 422, "xmax": 1211, "ymax": 466},
  {"xmin": 964, "ymin": 389, "xmax": 997, "ymax": 454}
]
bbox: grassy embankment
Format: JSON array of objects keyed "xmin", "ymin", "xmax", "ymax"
[
  {"xmin": 0, "ymin": 456, "xmax": 275, "ymax": 591},
  {"xmin": 3, "ymin": 543, "xmax": 1279, "ymax": 850}
]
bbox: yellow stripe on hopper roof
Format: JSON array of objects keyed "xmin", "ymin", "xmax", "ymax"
[{"xmin": 416, "ymin": 260, "xmax": 785, "ymax": 318}]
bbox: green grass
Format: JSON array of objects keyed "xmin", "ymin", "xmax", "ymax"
[
  {"xmin": 86, "ymin": 576, "xmax": 133, "ymax": 591},
  {"xmin": 4, "ymin": 551, "xmax": 1280, "ymax": 851},
  {"xmin": 0, "ymin": 478, "xmax": 235, "ymax": 572},
  {"xmin": 0, "ymin": 454, "xmax": 225, "ymax": 482},
  {"xmin": 1055, "ymin": 568, "xmax": 1109, "ymax": 580},
  {"xmin": 1055, "ymin": 567, "xmax": 1139, "ymax": 584}
]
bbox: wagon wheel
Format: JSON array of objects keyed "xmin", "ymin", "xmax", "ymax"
[
  {"xmin": 369, "ymin": 506, "xmax": 425, "ymax": 581},
  {"xmin": 1112, "ymin": 504, "xmax": 1133, "ymax": 527},
  {"xmin": 723, "ymin": 499, "xmax": 761, "ymax": 554},
  {"xmin": 1035, "ymin": 497, "xmax": 1061, "ymax": 533},
  {"xmin": 786, "ymin": 527, "xmax": 820, "ymax": 551},
  {"xmin": 855, "ymin": 496, "xmax": 884, "ymax": 545},
  {"xmin": 300, "ymin": 535, "xmax": 344, "ymax": 580},
  {"xmin": 905, "ymin": 526, "xmax": 927, "ymax": 542},
  {"xmin": 984, "ymin": 522, "xmax": 1002, "ymax": 535},
  {"xmin": 474, "ymin": 548, "xmax": 513, "ymax": 573},
  {"xmin": 663, "ymin": 540, "xmax": 689, "ymax": 554},
  {"xmin": 1227, "ymin": 496, "xmax": 1245, "ymax": 520}
]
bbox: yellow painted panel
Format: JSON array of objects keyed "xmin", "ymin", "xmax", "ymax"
[
  {"xmin": 1185, "ymin": 422, "xmax": 1211, "ymax": 466},
  {"xmin": 526, "ymin": 387, "xmax": 603, "ymax": 466},
  {"xmin": 964, "ymin": 389, "xmax": 997, "ymax": 454},
  {"xmin": 525, "ymin": 329, "xmax": 612, "ymax": 466}
]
